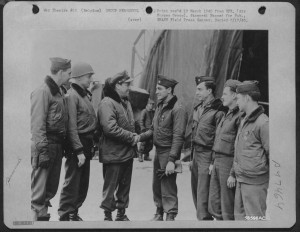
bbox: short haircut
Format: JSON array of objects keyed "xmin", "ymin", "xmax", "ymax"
[{"xmin": 204, "ymin": 81, "xmax": 216, "ymax": 96}]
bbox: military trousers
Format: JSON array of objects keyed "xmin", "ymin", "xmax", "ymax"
[
  {"xmin": 234, "ymin": 181, "xmax": 268, "ymax": 220},
  {"xmin": 58, "ymin": 134, "xmax": 93, "ymax": 218},
  {"xmin": 31, "ymin": 139, "xmax": 63, "ymax": 216},
  {"xmin": 191, "ymin": 146, "xmax": 213, "ymax": 220},
  {"xmin": 153, "ymin": 147, "xmax": 178, "ymax": 214},
  {"xmin": 208, "ymin": 154, "xmax": 235, "ymax": 220},
  {"xmin": 100, "ymin": 158, "xmax": 133, "ymax": 212}
]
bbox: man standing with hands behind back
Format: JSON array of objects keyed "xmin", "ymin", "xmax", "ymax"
[{"xmin": 98, "ymin": 71, "xmax": 140, "ymax": 221}]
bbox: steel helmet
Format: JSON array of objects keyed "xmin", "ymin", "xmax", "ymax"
[{"xmin": 71, "ymin": 62, "xmax": 94, "ymax": 78}]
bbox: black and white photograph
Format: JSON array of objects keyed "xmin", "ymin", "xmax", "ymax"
[{"xmin": 3, "ymin": 1, "xmax": 296, "ymax": 229}]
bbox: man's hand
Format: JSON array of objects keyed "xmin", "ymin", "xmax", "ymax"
[
  {"xmin": 131, "ymin": 135, "xmax": 140, "ymax": 146},
  {"xmin": 227, "ymin": 176, "xmax": 236, "ymax": 188},
  {"xmin": 165, "ymin": 161, "xmax": 175, "ymax": 176},
  {"xmin": 208, "ymin": 164, "xmax": 214, "ymax": 175},
  {"xmin": 77, "ymin": 153, "xmax": 86, "ymax": 167}
]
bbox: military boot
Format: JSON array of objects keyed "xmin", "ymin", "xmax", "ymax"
[
  {"xmin": 69, "ymin": 212, "xmax": 83, "ymax": 221},
  {"xmin": 151, "ymin": 207, "xmax": 163, "ymax": 221},
  {"xmin": 115, "ymin": 209, "xmax": 130, "ymax": 221},
  {"xmin": 104, "ymin": 210, "xmax": 113, "ymax": 221},
  {"xmin": 166, "ymin": 213, "xmax": 176, "ymax": 221}
]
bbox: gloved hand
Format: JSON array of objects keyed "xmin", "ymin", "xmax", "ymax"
[{"xmin": 38, "ymin": 153, "xmax": 50, "ymax": 169}]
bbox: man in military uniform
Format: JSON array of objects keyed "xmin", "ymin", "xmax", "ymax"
[
  {"xmin": 98, "ymin": 71, "xmax": 139, "ymax": 221},
  {"xmin": 190, "ymin": 76, "xmax": 225, "ymax": 220},
  {"xmin": 139, "ymin": 75, "xmax": 187, "ymax": 221},
  {"xmin": 58, "ymin": 62, "xmax": 97, "ymax": 221},
  {"xmin": 208, "ymin": 79, "xmax": 242, "ymax": 220},
  {"xmin": 138, "ymin": 98, "xmax": 155, "ymax": 162},
  {"xmin": 234, "ymin": 81, "xmax": 269, "ymax": 220},
  {"xmin": 31, "ymin": 57, "xmax": 71, "ymax": 221}
]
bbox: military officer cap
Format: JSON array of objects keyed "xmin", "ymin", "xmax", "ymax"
[
  {"xmin": 110, "ymin": 70, "xmax": 133, "ymax": 86},
  {"xmin": 50, "ymin": 57, "xmax": 71, "ymax": 70},
  {"xmin": 195, "ymin": 76, "xmax": 215, "ymax": 86},
  {"xmin": 157, "ymin": 74, "xmax": 178, "ymax": 88},
  {"xmin": 71, "ymin": 62, "xmax": 94, "ymax": 78},
  {"xmin": 236, "ymin": 80, "xmax": 261, "ymax": 95},
  {"xmin": 224, "ymin": 79, "xmax": 241, "ymax": 92}
]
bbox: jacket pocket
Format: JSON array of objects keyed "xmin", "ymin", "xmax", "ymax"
[
  {"xmin": 240, "ymin": 150, "xmax": 268, "ymax": 176},
  {"xmin": 218, "ymin": 133, "xmax": 236, "ymax": 155},
  {"xmin": 155, "ymin": 127, "xmax": 173, "ymax": 147},
  {"xmin": 195, "ymin": 124, "xmax": 215, "ymax": 146}
]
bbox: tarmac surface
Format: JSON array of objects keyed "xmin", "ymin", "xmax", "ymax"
[{"xmin": 47, "ymin": 149, "xmax": 197, "ymax": 222}]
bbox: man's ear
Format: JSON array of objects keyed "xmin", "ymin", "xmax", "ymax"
[{"xmin": 167, "ymin": 87, "xmax": 172, "ymax": 94}]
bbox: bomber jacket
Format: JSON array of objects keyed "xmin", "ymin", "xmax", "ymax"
[
  {"xmin": 66, "ymin": 83, "xmax": 97, "ymax": 155},
  {"xmin": 31, "ymin": 76, "xmax": 68, "ymax": 156},
  {"xmin": 140, "ymin": 95, "xmax": 187, "ymax": 163},
  {"xmin": 97, "ymin": 83, "xmax": 136, "ymax": 163},
  {"xmin": 212, "ymin": 106, "xmax": 242, "ymax": 156},
  {"xmin": 233, "ymin": 106, "xmax": 269, "ymax": 184},
  {"xmin": 138, "ymin": 108, "xmax": 154, "ymax": 132},
  {"xmin": 192, "ymin": 97, "xmax": 226, "ymax": 150}
]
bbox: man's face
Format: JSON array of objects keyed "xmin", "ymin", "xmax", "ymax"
[
  {"xmin": 147, "ymin": 102, "xmax": 154, "ymax": 110},
  {"xmin": 196, "ymin": 82, "xmax": 211, "ymax": 102},
  {"xmin": 116, "ymin": 82, "xmax": 131, "ymax": 98},
  {"xmin": 236, "ymin": 93, "xmax": 247, "ymax": 112},
  {"xmin": 61, "ymin": 68, "xmax": 72, "ymax": 85},
  {"xmin": 79, "ymin": 74, "xmax": 93, "ymax": 89},
  {"xmin": 156, "ymin": 84, "xmax": 169, "ymax": 101},
  {"xmin": 221, "ymin": 86, "xmax": 236, "ymax": 107}
]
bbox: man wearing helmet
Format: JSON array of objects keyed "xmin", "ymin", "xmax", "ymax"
[{"xmin": 58, "ymin": 62, "xmax": 97, "ymax": 221}]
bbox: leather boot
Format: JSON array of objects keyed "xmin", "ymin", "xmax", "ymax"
[
  {"xmin": 37, "ymin": 213, "xmax": 51, "ymax": 221},
  {"xmin": 151, "ymin": 207, "xmax": 163, "ymax": 221},
  {"xmin": 166, "ymin": 213, "xmax": 176, "ymax": 221},
  {"xmin": 104, "ymin": 210, "xmax": 113, "ymax": 221},
  {"xmin": 69, "ymin": 212, "xmax": 83, "ymax": 221},
  {"xmin": 115, "ymin": 209, "xmax": 130, "ymax": 221}
]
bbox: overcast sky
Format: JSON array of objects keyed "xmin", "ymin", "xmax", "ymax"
[{"xmin": 30, "ymin": 30, "xmax": 151, "ymax": 90}]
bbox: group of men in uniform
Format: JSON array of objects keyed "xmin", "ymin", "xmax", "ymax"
[{"xmin": 30, "ymin": 56, "xmax": 269, "ymax": 222}]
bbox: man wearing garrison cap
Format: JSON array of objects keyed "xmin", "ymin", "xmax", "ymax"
[
  {"xmin": 58, "ymin": 62, "xmax": 97, "ymax": 221},
  {"xmin": 138, "ymin": 74, "xmax": 187, "ymax": 221},
  {"xmin": 208, "ymin": 79, "xmax": 243, "ymax": 220},
  {"xmin": 31, "ymin": 57, "xmax": 71, "ymax": 221},
  {"xmin": 234, "ymin": 81, "xmax": 269, "ymax": 220},
  {"xmin": 97, "ymin": 70, "xmax": 139, "ymax": 221},
  {"xmin": 190, "ymin": 76, "xmax": 226, "ymax": 220}
]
